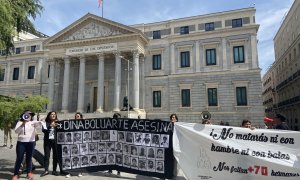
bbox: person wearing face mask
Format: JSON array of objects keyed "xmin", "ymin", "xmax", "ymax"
[
  {"xmin": 40, "ymin": 111, "xmax": 70, "ymax": 177},
  {"xmin": 11, "ymin": 110, "xmax": 41, "ymax": 180}
]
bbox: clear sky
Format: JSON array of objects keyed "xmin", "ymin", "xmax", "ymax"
[{"xmin": 33, "ymin": 0, "xmax": 294, "ymax": 76}]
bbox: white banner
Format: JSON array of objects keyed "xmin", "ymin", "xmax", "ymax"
[{"xmin": 173, "ymin": 123, "xmax": 300, "ymax": 180}]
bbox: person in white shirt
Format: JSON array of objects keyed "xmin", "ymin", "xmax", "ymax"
[{"xmin": 11, "ymin": 110, "xmax": 41, "ymax": 180}]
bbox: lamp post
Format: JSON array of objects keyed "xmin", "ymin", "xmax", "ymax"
[{"xmin": 119, "ymin": 56, "xmax": 132, "ymax": 118}]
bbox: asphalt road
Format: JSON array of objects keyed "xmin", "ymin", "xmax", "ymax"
[{"xmin": 0, "ymin": 130, "xmax": 186, "ymax": 180}]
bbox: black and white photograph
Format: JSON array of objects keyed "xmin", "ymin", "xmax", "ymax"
[
  {"xmin": 147, "ymin": 147, "xmax": 155, "ymax": 159},
  {"xmin": 65, "ymin": 132, "xmax": 73, "ymax": 144},
  {"xmin": 92, "ymin": 130, "xmax": 101, "ymax": 142},
  {"xmin": 123, "ymin": 144, "xmax": 130, "ymax": 155},
  {"xmin": 89, "ymin": 142, "xmax": 98, "ymax": 154},
  {"xmin": 151, "ymin": 134, "xmax": 160, "ymax": 147},
  {"xmin": 107, "ymin": 142, "xmax": 115, "ymax": 152},
  {"xmin": 138, "ymin": 146, "xmax": 147, "ymax": 157},
  {"xmin": 71, "ymin": 156, "xmax": 81, "ymax": 169},
  {"xmin": 156, "ymin": 160, "xmax": 164, "ymax": 173},
  {"xmin": 118, "ymin": 131, "xmax": 125, "ymax": 142},
  {"xmin": 98, "ymin": 142, "xmax": 107, "ymax": 153},
  {"xmin": 81, "ymin": 155, "xmax": 89, "ymax": 167},
  {"xmin": 80, "ymin": 143, "xmax": 88, "ymax": 155},
  {"xmin": 142, "ymin": 133, "xmax": 151, "ymax": 146},
  {"xmin": 138, "ymin": 159, "xmax": 147, "ymax": 171},
  {"xmin": 130, "ymin": 145, "xmax": 138, "ymax": 156},
  {"xmin": 83, "ymin": 131, "xmax": 91, "ymax": 143},
  {"xmin": 147, "ymin": 160, "xmax": 155, "ymax": 172},
  {"xmin": 115, "ymin": 142, "xmax": 122, "ymax": 153},
  {"xmin": 57, "ymin": 132, "xmax": 65, "ymax": 144},
  {"xmin": 110, "ymin": 130, "xmax": 117, "ymax": 141},
  {"xmin": 107, "ymin": 153, "xmax": 115, "ymax": 164},
  {"xmin": 123, "ymin": 155, "xmax": 130, "ymax": 167},
  {"xmin": 156, "ymin": 148, "xmax": 164, "ymax": 159},
  {"xmin": 73, "ymin": 131, "xmax": 82, "ymax": 144},
  {"xmin": 98, "ymin": 154, "xmax": 107, "ymax": 165},
  {"xmin": 100, "ymin": 130, "xmax": 110, "ymax": 141},
  {"xmin": 71, "ymin": 144, "xmax": 80, "ymax": 156},
  {"xmin": 89, "ymin": 155, "xmax": 98, "ymax": 166},
  {"xmin": 62, "ymin": 157, "xmax": 71, "ymax": 170},
  {"xmin": 160, "ymin": 135, "xmax": 169, "ymax": 148},
  {"xmin": 125, "ymin": 132, "xmax": 133, "ymax": 143},
  {"xmin": 131, "ymin": 157, "xmax": 138, "ymax": 169},
  {"xmin": 62, "ymin": 145, "xmax": 70, "ymax": 157},
  {"xmin": 134, "ymin": 132, "xmax": 143, "ymax": 145},
  {"xmin": 116, "ymin": 154, "xmax": 123, "ymax": 165}
]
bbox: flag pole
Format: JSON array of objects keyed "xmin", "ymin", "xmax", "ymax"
[{"xmin": 102, "ymin": 0, "xmax": 103, "ymax": 18}]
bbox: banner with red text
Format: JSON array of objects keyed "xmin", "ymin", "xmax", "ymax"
[{"xmin": 173, "ymin": 123, "xmax": 300, "ymax": 180}]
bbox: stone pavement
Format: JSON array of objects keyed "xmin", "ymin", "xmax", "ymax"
[{"xmin": 0, "ymin": 130, "xmax": 187, "ymax": 180}]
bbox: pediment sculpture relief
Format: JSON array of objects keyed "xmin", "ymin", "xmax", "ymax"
[{"xmin": 62, "ymin": 22, "xmax": 123, "ymax": 41}]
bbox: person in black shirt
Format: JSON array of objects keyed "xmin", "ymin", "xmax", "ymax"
[{"xmin": 274, "ymin": 114, "xmax": 289, "ymax": 130}]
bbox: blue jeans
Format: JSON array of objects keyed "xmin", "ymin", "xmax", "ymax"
[{"xmin": 13, "ymin": 141, "xmax": 35, "ymax": 175}]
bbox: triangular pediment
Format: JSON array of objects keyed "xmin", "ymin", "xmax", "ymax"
[{"xmin": 45, "ymin": 13, "xmax": 146, "ymax": 45}]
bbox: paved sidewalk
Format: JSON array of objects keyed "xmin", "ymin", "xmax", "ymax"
[{"xmin": 0, "ymin": 130, "xmax": 186, "ymax": 180}]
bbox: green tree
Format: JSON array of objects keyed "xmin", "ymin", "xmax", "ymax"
[
  {"xmin": 0, "ymin": 0, "xmax": 43, "ymax": 53},
  {"xmin": 0, "ymin": 95, "xmax": 49, "ymax": 129}
]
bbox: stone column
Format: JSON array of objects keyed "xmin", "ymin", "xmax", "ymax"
[
  {"xmin": 222, "ymin": 38, "xmax": 228, "ymax": 70},
  {"xmin": 77, "ymin": 56, "xmax": 86, "ymax": 112},
  {"xmin": 47, "ymin": 60, "xmax": 55, "ymax": 111},
  {"xmin": 132, "ymin": 51, "xmax": 140, "ymax": 110},
  {"xmin": 21, "ymin": 61, "xmax": 26, "ymax": 83},
  {"xmin": 5, "ymin": 62, "xmax": 11, "ymax": 85},
  {"xmin": 61, "ymin": 56, "xmax": 70, "ymax": 113},
  {"xmin": 170, "ymin": 43, "xmax": 175, "ymax": 74},
  {"xmin": 97, "ymin": 53, "xmax": 104, "ymax": 112},
  {"xmin": 195, "ymin": 40, "xmax": 200, "ymax": 72},
  {"xmin": 113, "ymin": 52, "xmax": 121, "ymax": 112},
  {"xmin": 251, "ymin": 35, "xmax": 258, "ymax": 69}
]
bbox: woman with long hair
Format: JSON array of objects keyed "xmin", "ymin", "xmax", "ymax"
[{"xmin": 40, "ymin": 111, "xmax": 70, "ymax": 177}]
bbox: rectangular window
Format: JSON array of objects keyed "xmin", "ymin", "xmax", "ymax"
[
  {"xmin": 15, "ymin": 48, "xmax": 21, "ymax": 54},
  {"xmin": 13, "ymin": 67, "xmax": 19, "ymax": 80},
  {"xmin": 153, "ymin": 30, "xmax": 161, "ymax": 39},
  {"xmin": 48, "ymin": 65, "xmax": 50, "ymax": 78},
  {"xmin": 236, "ymin": 87, "xmax": 247, "ymax": 106},
  {"xmin": 152, "ymin": 54, "xmax": 161, "ymax": 70},
  {"xmin": 205, "ymin": 22, "xmax": 215, "ymax": 31},
  {"xmin": 180, "ymin": 26, "xmax": 189, "ymax": 34},
  {"xmin": 0, "ymin": 69, "xmax": 5, "ymax": 81},
  {"xmin": 206, "ymin": 49, "xmax": 216, "ymax": 65},
  {"xmin": 153, "ymin": 91, "xmax": 161, "ymax": 107},
  {"xmin": 232, "ymin": 18, "xmax": 242, "ymax": 28},
  {"xmin": 180, "ymin": 51, "xmax": 190, "ymax": 67},
  {"xmin": 207, "ymin": 88, "xmax": 218, "ymax": 106},
  {"xmin": 31, "ymin": 45, "xmax": 36, "ymax": 52},
  {"xmin": 181, "ymin": 89, "xmax": 191, "ymax": 107},
  {"xmin": 27, "ymin": 66, "xmax": 35, "ymax": 79},
  {"xmin": 233, "ymin": 46, "xmax": 245, "ymax": 63}
]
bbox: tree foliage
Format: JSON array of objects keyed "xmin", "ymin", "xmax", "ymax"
[
  {"xmin": 0, "ymin": 0, "xmax": 43, "ymax": 53},
  {"xmin": 0, "ymin": 95, "xmax": 49, "ymax": 129}
]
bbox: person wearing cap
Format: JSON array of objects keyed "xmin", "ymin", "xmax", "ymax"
[
  {"xmin": 11, "ymin": 110, "xmax": 41, "ymax": 180},
  {"xmin": 263, "ymin": 117, "xmax": 273, "ymax": 129},
  {"xmin": 273, "ymin": 114, "xmax": 289, "ymax": 130}
]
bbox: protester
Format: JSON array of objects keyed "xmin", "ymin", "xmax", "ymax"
[
  {"xmin": 3, "ymin": 121, "xmax": 13, "ymax": 149},
  {"xmin": 273, "ymin": 114, "xmax": 289, "ymax": 130},
  {"xmin": 74, "ymin": 112, "xmax": 83, "ymax": 177},
  {"xmin": 40, "ymin": 111, "xmax": 70, "ymax": 177},
  {"xmin": 241, "ymin": 119, "xmax": 255, "ymax": 130},
  {"xmin": 11, "ymin": 110, "xmax": 41, "ymax": 180},
  {"xmin": 202, "ymin": 119, "xmax": 212, "ymax": 125},
  {"xmin": 263, "ymin": 117, "xmax": 274, "ymax": 129},
  {"xmin": 169, "ymin": 113, "xmax": 178, "ymax": 179}
]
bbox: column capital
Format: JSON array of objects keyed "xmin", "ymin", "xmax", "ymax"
[
  {"xmin": 113, "ymin": 51, "xmax": 121, "ymax": 57},
  {"xmin": 132, "ymin": 50, "xmax": 139, "ymax": 58},
  {"xmin": 96, "ymin": 53, "xmax": 105, "ymax": 59},
  {"xmin": 63, "ymin": 56, "xmax": 71, "ymax": 63}
]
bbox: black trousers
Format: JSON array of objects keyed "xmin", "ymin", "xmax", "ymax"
[{"xmin": 43, "ymin": 139, "xmax": 62, "ymax": 172}]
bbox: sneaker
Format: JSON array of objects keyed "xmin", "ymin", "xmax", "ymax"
[
  {"xmin": 60, "ymin": 171, "xmax": 70, "ymax": 176},
  {"xmin": 11, "ymin": 175, "xmax": 18, "ymax": 180},
  {"xmin": 10, "ymin": 144, "xmax": 13, "ymax": 149},
  {"xmin": 78, "ymin": 173, "xmax": 82, "ymax": 177},
  {"xmin": 117, "ymin": 171, "xmax": 121, "ymax": 176},
  {"xmin": 3, "ymin": 144, "xmax": 7, "ymax": 147},
  {"xmin": 65, "ymin": 174, "xmax": 71, "ymax": 178},
  {"xmin": 27, "ymin": 172, "xmax": 33, "ymax": 179},
  {"xmin": 40, "ymin": 171, "xmax": 49, "ymax": 177},
  {"xmin": 52, "ymin": 171, "xmax": 59, "ymax": 176}
]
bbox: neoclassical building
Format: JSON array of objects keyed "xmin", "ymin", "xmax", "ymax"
[
  {"xmin": 0, "ymin": 7, "xmax": 264, "ymax": 125},
  {"xmin": 262, "ymin": 0, "xmax": 300, "ymax": 130}
]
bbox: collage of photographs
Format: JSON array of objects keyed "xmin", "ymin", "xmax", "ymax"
[{"xmin": 57, "ymin": 130, "xmax": 170, "ymax": 173}]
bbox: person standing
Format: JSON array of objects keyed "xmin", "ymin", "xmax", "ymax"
[
  {"xmin": 273, "ymin": 114, "xmax": 289, "ymax": 130},
  {"xmin": 3, "ymin": 121, "xmax": 13, "ymax": 149},
  {"xmin": 11, "ymin": 110, "xmax": 40, "ymax": 180},
  {"xmin": 169, "ymin": 113, "xmax": 178, "ymax": 180},
  {"xmin": 40, "ymin": 111, "xmax": 70, "ymax": 177},
  {"xmin": 74, "ymin": 112, "xmax": 83, "ymax": 177}
]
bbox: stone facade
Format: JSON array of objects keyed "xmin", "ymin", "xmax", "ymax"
[
  {"xmin": 262, "ymin": 0, "xmax": 300, "ymax": 131},
  {"xmin": 0, "ymin": 8, "xmax": 264, "ymax": 126}
]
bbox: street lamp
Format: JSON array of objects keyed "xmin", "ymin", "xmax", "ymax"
[{"xmin": 119, "ymin": 56, "xmax": 133, "ymax": 118}]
